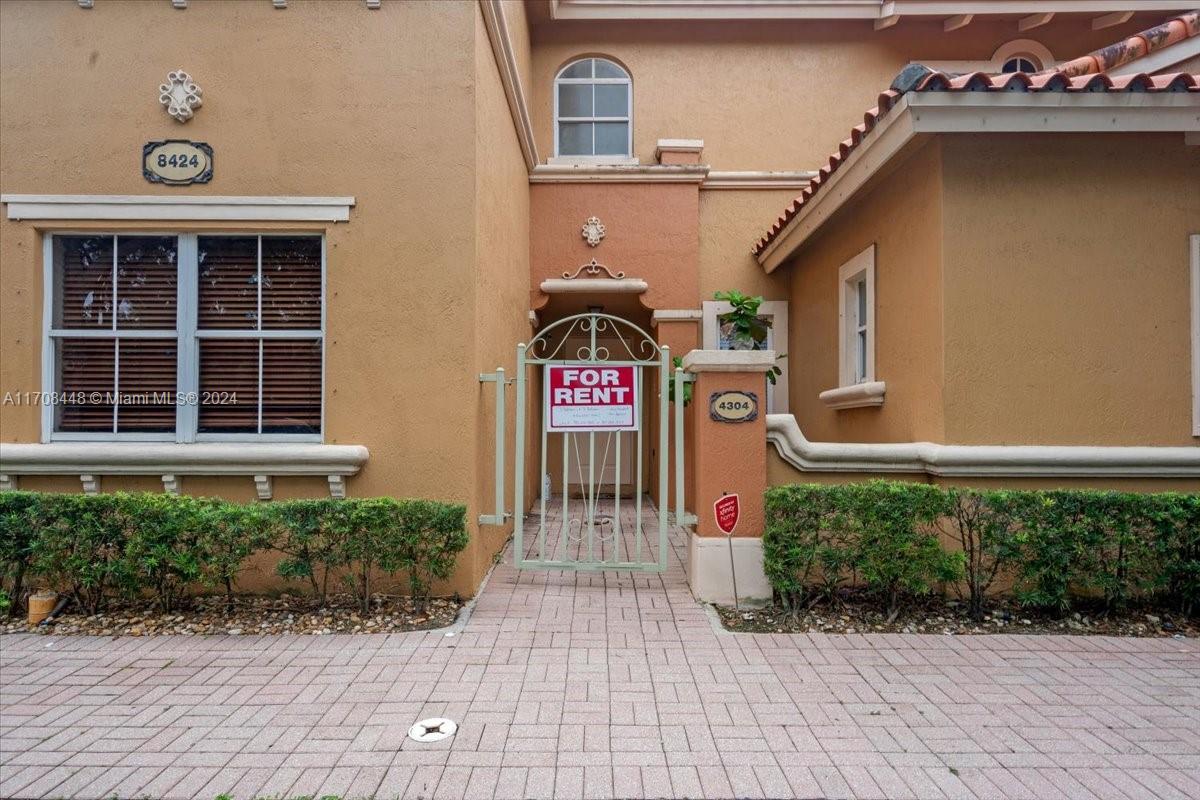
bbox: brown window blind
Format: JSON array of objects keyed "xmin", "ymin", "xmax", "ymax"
[
  {"xmin": 198, "ymin": 236, "xmax": 258, "ymax": 329},
  {"xmin": 198, "ymin": 339, "xmax": 260, "ymax": 434},
  {"xmin": 49, "ymin": 233, "xmax": 321, "ymax": 440},
  {"xmin": 195, "ymin": 235, "xmax": 322, "ymax": 436},
  {"xmin": 262, "ymin": 237, "xmax": 322, "ymax": 330},
  {"xmin": 262, "ymin": 339, "xmax": 321, "ymax": 434},
  {"xmin": 56, "ymin": 338, "xmax": 115, "ymax": 432},
  {"xmin": 52, "ymin": 236, "xmax": 178, "ymax": 435}
]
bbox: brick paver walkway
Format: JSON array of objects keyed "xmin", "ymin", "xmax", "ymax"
[{"xmin": 2, "ymin": 508, "xmax": 1199, "ymax": 800}]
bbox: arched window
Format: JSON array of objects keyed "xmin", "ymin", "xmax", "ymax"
[
  {"xmin": 554, "ymin": 57, "xmax": 632, "ymax": 158},
  {"xmin": 1001, "ymin": 56, "xmax": 1040, "ymax": 73}
]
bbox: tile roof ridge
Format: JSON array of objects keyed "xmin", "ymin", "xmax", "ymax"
[{"xmin": 1055, "ymin": 10, "xmax": 1199, "ymax": 77}]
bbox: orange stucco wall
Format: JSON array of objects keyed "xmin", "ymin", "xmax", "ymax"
[
  {"xmin": 0, "ymin": 0, "xmax": 531, "ymax": 596},
  {"xmin": 529, "ymin": 182, "xmax": 700, "ymax": 311}
]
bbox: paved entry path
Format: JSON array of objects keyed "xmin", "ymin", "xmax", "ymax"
[{"xmin": 2, "ymin": 510, "xmax": 1199, "ymax": 800}]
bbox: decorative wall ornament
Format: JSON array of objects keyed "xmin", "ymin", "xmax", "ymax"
[
  {"xmin": 159, "ymin": 70, "xmax": 203, "ymax": 123},
  {"xmin": 562, "ymin": 258, "xmax": 625, "ymax": 281},
  {"xmin": 581, "ymin": 216, "xmax": 606, "ymax": 247}
]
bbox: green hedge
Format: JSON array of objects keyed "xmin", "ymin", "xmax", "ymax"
[
  {"xmin": 765, "ymin": 481, "xmax": 1200, "ymax": 620},
  {"xmin": 0, "ymin": 492, "xmax": 468, "ymax": 616}
]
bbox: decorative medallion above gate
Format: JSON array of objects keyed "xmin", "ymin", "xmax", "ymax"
[{"xmin": 502, "ymin": 312, "xmax": 688, "ymax": 572}]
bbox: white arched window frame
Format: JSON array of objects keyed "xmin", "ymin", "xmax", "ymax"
[
  {"xmin": 920, "ymin": 39, "xmax": 1055, "ymax": 75},
  {"xmin": 552, "ymin": 57, "xmax": 634, "ymax": 163}
]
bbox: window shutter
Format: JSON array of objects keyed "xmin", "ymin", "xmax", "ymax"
[{"xmin": 54, "ymin": 236, "xmax": 113, "ymax": 329}]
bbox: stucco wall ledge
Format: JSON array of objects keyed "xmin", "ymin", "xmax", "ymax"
[
  {"xmin": 767, "ymin": 414, "xmax": 1200, "ymax": 478},
  {"xmin": 683, "ymin": 349, "xmax": 777, "ymax": 373},
  {"xmin": 819, "ymin": 381, "xmax": 886, "ymax": 410},
  {"xmin": 0, "ymin": 442, "xmax": 369, "ymax": 498}
]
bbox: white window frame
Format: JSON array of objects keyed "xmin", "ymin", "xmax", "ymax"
[
  {"xmin": 41, "ymin": 231, "xmax": 325, "ymax": 444},
  {"xmin": 920, "ymin": 39, "xmax": 1055, "ymax": 76},
  {"xmin": 552, "ymin": 57, "xmax": 634, "ymax": 163},
  {"xmin": 1191, "ymin": 234, "xmax": 1199, "ymax": 437},
  {"xmin": 838, "ymin": 244, "xmax": 876, "ymax": 388},
  {"xmin": 702, "ymin": 299, "xmax": 789, "ymax": 413}
]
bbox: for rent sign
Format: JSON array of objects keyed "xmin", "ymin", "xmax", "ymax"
[{"xmin": 546, "ymin": 364, "xmax": 639, "ymax": 432}]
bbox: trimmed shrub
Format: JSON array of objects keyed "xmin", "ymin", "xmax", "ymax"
[
  {"xmin": 28, "ymin": 493, "xmax": 139, "ymax": 615},
  {"xmin": 764, "ymin": 481, "xmax": 963, "ymax": 621},
  {"xmin": 765, "ymin": 481, "xmax": 1200, "ymax": 619},
  {"xmin": 0, "ymin": 491, "xmax": 470, "ymax": 616}
]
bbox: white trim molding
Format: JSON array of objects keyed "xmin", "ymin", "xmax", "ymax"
[
  {"xmin": 651, "ymin": 308, "xmax": 703, "ymax": 327},
  {"xmin": 704, "ymin": 171, "xmax": 816, "ymax": 190},
  {"xmin": 767, "ymin": 414, "xmax": 1200, "ymax": 478},
  {"xmin": 819, "ymin": 381, "xmax": 886, "ymax": 410},
  {"xmin": 0, "ymin": 442, "xmax": 369, "ymax": 498},
  {"xmin": 540, "ymin": 277, "xmax": 648, "ymax": 293},
  {"xmin": 682, "ymin": 349, "xmax": 778, "ymax": 373},
  {"xmin": 530, "ymin": 164, "xmax": 708, "ymax": 183},
  {"xmin": 758, "ymin": 92, "xmax": 1200, "ymax": 271},
  {"xmin": 1191, "ymin": 233, "xmax": 1199, "ymax": 437},
  {"xmin": 1, "ymin": 195, "xmax": 355, "ymax": 223}
]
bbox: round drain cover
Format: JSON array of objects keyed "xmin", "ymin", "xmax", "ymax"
[{"xmin": 408, "ymin": 717, "xmax": 457, "ymax": 743}]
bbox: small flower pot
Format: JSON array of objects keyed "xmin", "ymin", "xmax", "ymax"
[{"xmin": 27, "ymin": 591, "xmax": 58, "ymax": 625}]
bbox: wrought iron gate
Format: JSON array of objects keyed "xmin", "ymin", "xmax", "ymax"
[{"xmin": 481, "ymin": 312, "xmax": 688, "ymax": 572}]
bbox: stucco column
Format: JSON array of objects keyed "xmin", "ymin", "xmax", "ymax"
[{"xmin": 681, "ymin": 349, "xmax": 775, "ymax": 605}]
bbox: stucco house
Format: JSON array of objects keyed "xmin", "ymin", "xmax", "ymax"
[{"xmin": 0, "ymin": 0, "xmax": 1197, "ymax": 602}]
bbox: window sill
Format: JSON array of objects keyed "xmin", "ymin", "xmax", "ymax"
[
  {"xmin": 819, "ymin": 381, "xmax": 886, "ymax": 410},
  {"xmin": 547, "ymin": 156, "xmax": 640, "ymax": 166},
  {"xmin": 0, "ymin": 441, "xmax": 368, "ymax": 499}
]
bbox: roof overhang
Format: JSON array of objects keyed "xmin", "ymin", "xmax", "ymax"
[
  {"xmin": 548, "ymin": 0, "xmax": 1197, "ymax": 22},
  {"xmin": 757, "ymin": 91, "xmax": 1200, "ymax": 272}
]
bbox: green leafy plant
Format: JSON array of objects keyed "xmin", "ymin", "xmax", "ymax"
[
  {"xmin": 124, "ymin": 494, "xmax": 207, "ymax": 613},
  {"xmin": 0, "ymin": 490, "xmax": 40, "ymax": 616},
  {"xmin": 941, "ymin": 489, "xmax": 1027, "ymax": 621},
  {"xmin": 713, "ymin": 290, "xmax": 785, "ymax": 384},
  {"xmin": 197, "ymin": 500, "xmax": 271, "ymax": 614},
  {"xmin": 270, "ymin": 499, "xmax": 354, "ymax": 604},
  {"xmin": 28, "ymin": 493, "xmax": 139, "ymax": 615},
  {"xmin": 667, "ymin": 356, "xmax": 694, "ymax": 406}
]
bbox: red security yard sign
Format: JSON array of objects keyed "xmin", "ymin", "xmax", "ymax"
[
  {"xmin": 546, "ymin": 364, "xmax": 639, "ymax": 432},
  {"xmin": 714, "ymin": 493, "xmax": 740, "ymax": 535}
]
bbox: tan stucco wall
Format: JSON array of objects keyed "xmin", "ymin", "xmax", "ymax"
[
  {"xmin": 472, "ymin": 1, "xmax": 534, "ymax": 587},
  {"xmin": 0, "ymin": 0, "xmax": 530, "ymax": 597},
  {"xmin": 940, "ymin": 133, "xmax": 1200, "ymax": 447},
  {"xmin": 528, "ymin": 15, "xmax": 1160, "ymax": 171},
  {"xmin": 698, "ymin": 190, "xmax": 793, "ymax": 302},
  {"xmin": 784, "ymin": 139, "xmax": 946, "ymax": 444}
]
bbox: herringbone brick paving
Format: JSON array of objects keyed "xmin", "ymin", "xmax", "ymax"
[{"xmin": 1, "ymin": 507, "xmax": 1198, "ymax": 799}]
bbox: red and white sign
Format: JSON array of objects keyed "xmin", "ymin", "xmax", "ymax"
[
  {"xmin": 546, "ymin": 364, "xmax": 639, "ymax": 432},
  {"xmin": 714, "ymin": 493, "xmax": 740, "ymax": 535}
]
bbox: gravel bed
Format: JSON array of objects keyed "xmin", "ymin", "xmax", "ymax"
[
  {"xmin": 1, "ymin": 593, "xmax": 462, "ymax": 637},
  {"xmin": 717, "ymin": 594, "xmax": 1197, "ymax": 638}
]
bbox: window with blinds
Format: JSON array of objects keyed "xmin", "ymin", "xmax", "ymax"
[{"xmin": 46, "ymin": 232, "xmax": 323, "ymax": 441}]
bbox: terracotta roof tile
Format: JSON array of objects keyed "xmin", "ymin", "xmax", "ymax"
[{"xmin": 752, "ymin": 67, "xmax": 1198, "ymax": 257}]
